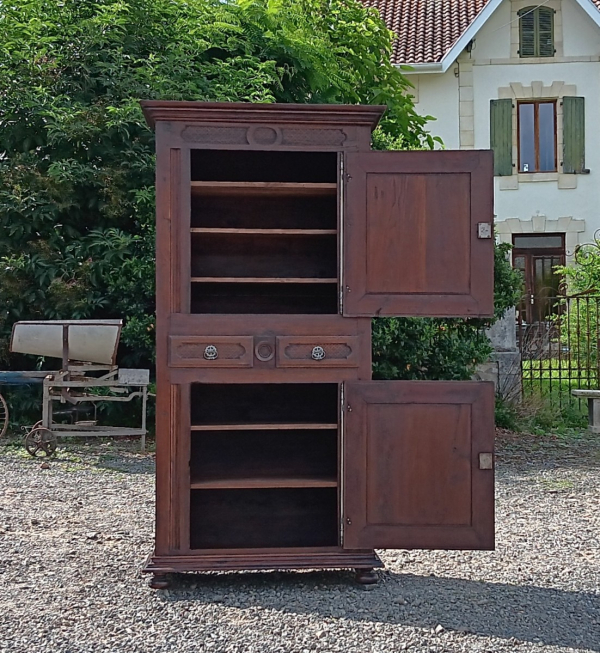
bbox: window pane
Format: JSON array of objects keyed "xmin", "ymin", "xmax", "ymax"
[
  {"xmin": 519, "ymin": 104, "xmax": 535, "ymax": 172},
  {"xmin": 513, "ymin": 235, "xmax": 563, "ymax": 248},
  {"xmin": 538, "ymin": 103, "xmax": 556, "ymax": 171},
  {"xmin": 513, "ymin": 255, "xmax": 526, "ymax": 270}
]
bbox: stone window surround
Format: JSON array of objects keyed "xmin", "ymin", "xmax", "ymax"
[
  {"xmin": 496, "ymin": 80, "xmax": 578, "ymax": 190},
  {"xmin": 495, "ymin": 215, "xmax": 585, "ymax": 264},
  {"xmin": 510, "ymin": 0, "xmax": 563, "ymax": 60}
]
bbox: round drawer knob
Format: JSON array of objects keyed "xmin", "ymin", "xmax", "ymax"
[
  {"xmin": 203, "ymin": 345, "xmax": 219, "ymax": 360},
  {"xmin": 311, "ymin": 346, "xmax": 326, "ymax": 361}
]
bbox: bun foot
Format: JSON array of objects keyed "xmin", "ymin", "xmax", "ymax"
[
  {"xmin": 149, "ymin": 573, "xmax": 171, "ymax": 590},
  {"xmin": 355, "ymin": 568, "xmax": 378, "ymax": 585}
]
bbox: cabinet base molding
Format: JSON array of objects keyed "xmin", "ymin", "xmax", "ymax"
[{"xmin": 144, "ymin": 550, "xmax": 382, "ymax": 581}]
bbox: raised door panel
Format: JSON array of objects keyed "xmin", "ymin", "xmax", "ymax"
[
  {"xmin": 343, "ymin": 151, "xmax": 494, "ymax": 317},
  {"xmin": 343, "ymin": 381, "xmax": 494, "ymax": 550}
]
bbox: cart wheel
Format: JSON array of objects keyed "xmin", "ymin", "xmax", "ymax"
[
  {"xmin": 25, "ymin": 427, "xmax": 57, "ymax": 457},
  {"xmin": 0, "ymin": 394, "xmax": 8, "ymax": 438}
]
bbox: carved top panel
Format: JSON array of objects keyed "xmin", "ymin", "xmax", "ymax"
[{"xmin": 180, "ymin": 124, "xmax": 348, "ymax": 148}]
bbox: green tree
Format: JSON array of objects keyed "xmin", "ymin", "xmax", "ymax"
[
  {"xmin": 0, "ymin": 0, "xmax": 520, "ymax": 400},
  {"xmin": 0, "ymin": 0, "xmax": 434, "ymax": 370}
]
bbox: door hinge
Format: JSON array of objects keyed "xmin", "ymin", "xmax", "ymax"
[
  {"xmin": 345, "ymin": 173, "xmax": 352, "ymax": 182},
  {"xmin": 477, "ymin": 223, "xmax": 492, "ymax": 239},
  {"xmin": 346, "ymin": 404, "xmax": 352, "ymax": 413},
  {"xmin": 479, "ymin": 453, "xmax": 494, "ymax": 469}
]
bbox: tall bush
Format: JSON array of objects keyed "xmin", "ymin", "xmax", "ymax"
[
  {"xmin": 0, "ymin": 0, "xmax": 521, "ymax": 405},
  {"xmin": 0, "ymin": 0, "xmax": 434, "ymax": 372}
]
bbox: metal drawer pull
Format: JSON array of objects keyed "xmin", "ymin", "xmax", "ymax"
[
  {"xmin": 311, "ymin": 346, "xmax": 326, "ymax": 361},
  {"xmin": 203, "ymin": 345, "xmax": 219, "ymax": 360}
]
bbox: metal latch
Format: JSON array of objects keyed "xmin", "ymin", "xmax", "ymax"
[
  {"xmin": 477, "ymin": 223, "xmax": 492, "ymax": 239},
  {"xmin": 479, "ymin": 453, "xmax": 494, "ymax": 469}
]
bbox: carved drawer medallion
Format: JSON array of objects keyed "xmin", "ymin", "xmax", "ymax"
[
  {"xmin": 276, "ymin": 336, "xmax": 359, "ymax": 368},
  {"xmin": 169, "ymin": 336, "xmax": 253, "ymax": 368}
]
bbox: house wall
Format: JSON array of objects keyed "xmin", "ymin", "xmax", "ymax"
[
  {"xmin": 563, "ymin": 0, "xmax": 600, "ymax": 56},
  {"xmin": 412, "ymin": 72, "xmax": 460, "ymax": 149},
  {"xmin": 405, "ymin": 0, "xmax": 600, "ymax": 254}
]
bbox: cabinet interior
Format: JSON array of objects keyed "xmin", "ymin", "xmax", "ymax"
[
  {"xmin": 190, "ymin": 383, "xmax": 338, "ymax": 426},
  {"xmin": 189, "ymin": 383, "xmax": 339, "ymax": 550},
  {"xmin": 190, "ymin": 488, "xmax": 338, "ymax": 549},
  {"xmin": 189, "ymin": 150, "xmax": 338, "ymax": 314}
]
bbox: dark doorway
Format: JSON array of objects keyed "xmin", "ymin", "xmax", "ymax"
[{"xmin": 512, "ymin": 233, "xmax": 565, "ymax": 324}]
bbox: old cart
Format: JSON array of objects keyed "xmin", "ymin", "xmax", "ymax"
[{"xmin": 10, "ymin": 320, "xmax": 150, "ymax": 456}]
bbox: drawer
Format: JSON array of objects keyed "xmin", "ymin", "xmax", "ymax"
[
  {"xmin": 276, "ymin": 336, "xmax": 360, "ymax": 368},
  {"xmin": 169, "ymin": 336, "xmax": 254, "ymax": 368}
]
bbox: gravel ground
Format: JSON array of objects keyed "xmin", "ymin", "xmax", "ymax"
[{"xmin": 0, "ymin": 431, "xmax": 598, "ymax": 653}]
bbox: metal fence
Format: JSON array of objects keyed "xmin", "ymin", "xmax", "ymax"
[{"xmin": 518, "ymin": 290, "xmax": 600, "ymax": 404}]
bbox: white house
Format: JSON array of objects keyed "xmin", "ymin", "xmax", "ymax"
[{"xmin": 365, "ymin": 0, "xmax": 600, "ymax": 321}]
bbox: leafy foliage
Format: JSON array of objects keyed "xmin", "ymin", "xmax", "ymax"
[
  {"xmin": 554, "ymin": 240, "xmax": 600, "ymax": 366},
  {"xmin": 0, "ymin": 0, "xmax": 435, "ymax": 374},
  {"xmin": 0, "ymin": 0, "xmax": 522, "ymax": 418}
]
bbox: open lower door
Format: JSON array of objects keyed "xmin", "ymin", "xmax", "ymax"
[
  {"xmin": 343, "ymin": 380, "xmax": 494, "ymax": 550},
  {"xmin": 342, "ymin": 150, "xmax": 494, "ymax": 317}
]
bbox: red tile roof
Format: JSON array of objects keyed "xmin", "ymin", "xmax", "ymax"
[
  {"xmin": 363, "ymin": 0, "xmax": 600, "ymax": 65},
  {"xmin": 362, "ymin": 0, "xmax": 490, "ymax": 64}
]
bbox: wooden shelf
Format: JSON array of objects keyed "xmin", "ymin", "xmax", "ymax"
[
  {"xmin": 191, "ymin": 277, "xmax": 337, "ymax": 284},
  {"xmin": 191, "ymin": 423, "xmax": 338, "ymax": 431},
  {"xmin": 191, "ymin": 181, "xmax": 337, "ymax": 196},
  {"xmin": 190, "ymin": 475, "xmax": 338, "ymax": 489},
  {"xmin": 190, "ymin": 228, "xmax": 337, "ymax": 235}
]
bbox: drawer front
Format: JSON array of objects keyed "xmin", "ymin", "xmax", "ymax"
[
  {"xmin": 276, "ymin": 336, "xmax": 360, "ymax": 368},
  {"xmin": 169, "ymin": 336, "xmax": 254, "ymax": 368}
]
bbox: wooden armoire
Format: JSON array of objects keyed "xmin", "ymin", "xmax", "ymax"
[{"xmin": 140, "ymin": 101, "xmax": 495, "ymax": 588}]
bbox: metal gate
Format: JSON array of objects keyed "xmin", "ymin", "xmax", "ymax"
[{"xmin": 518, "ymin": 289, "xmax": 600, "ymax": 403}]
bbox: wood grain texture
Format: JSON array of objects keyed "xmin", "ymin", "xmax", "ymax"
[
  {"xmin": 147, "ymin": 101, "xmax": 495, "ymax": 579},
  {"xmin": 343, "ymin": 380, "xmax": 495, "ymax": 550},
  {"xmin": 169, "ymin": 336, "xmax": 254, "ymax": 368},
  {"xmin": 276, "ymin": 336, "xmax": 359, "ymax": 368},
  {"xmin": 168, "ymin": 314, "xmax": 372, "ymax": 382},
  {"xmin": 144, "ymin": 550, "xmax": 382, "ymax": 574},
  {"xmin": 343, "ymin": 150, "xmax": 494, "ymax": 317},
  {"xmin": 190, "ymin": 477, "xmax": 338, "ymax": 489},
  {"xmin": 141, "ymin": 100, "xmax": 385, "ymax": 129},
  {"xmin": 190, "ymin": 228, "xmax": 337, "ymax": 235},
  {"xmin": 190, "ymin": 423, "xmax": 338, "ymax": 431},
  {"xmin": 190, "ymin": 181, "xmax": 337, "ymax": 196}
]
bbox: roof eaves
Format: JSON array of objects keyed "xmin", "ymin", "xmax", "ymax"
[
  {"xmin": 398, "ymin": 62, "xmax": 444, "ymax": 74},
  {"xmin": 576, "ymin": 0, "xmax": 600, "ymax": 26}
]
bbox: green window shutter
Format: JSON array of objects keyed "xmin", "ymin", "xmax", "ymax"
[
  {"xmin": 537, "ymin": 8, "xmax": 555, "ymax": 57},
  {"xmin": 490, "ymin": 99, "xmax": 513, "ymax": 176},
  {"xmin": 519, "ymin": 9, "xmax": 536, "ymax": 57},
  {"xmin": 562, "ymin": 96, "xmax": 586, "ymax": 174}
]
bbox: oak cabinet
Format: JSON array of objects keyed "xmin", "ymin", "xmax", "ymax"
[{"xmin": 141, "ymin": 101, "xmax": 495, "ymax": 588}]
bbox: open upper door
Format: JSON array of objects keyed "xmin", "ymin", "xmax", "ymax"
[
  {"xmin": 343, "ymin": 380, "xmax": 494, "ymax": 550},
  {"xmin": 343, "ymin": 151, "xmax": 494, "ymax": 317}
]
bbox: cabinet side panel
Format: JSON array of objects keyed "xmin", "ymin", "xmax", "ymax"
[
  {"xmin": 155, "ymin": 134, "xmax": 189, "ymax": 554},
  {"xmin": 154, "ymin": 129, "xmax": 175, "ymax": 554}
]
